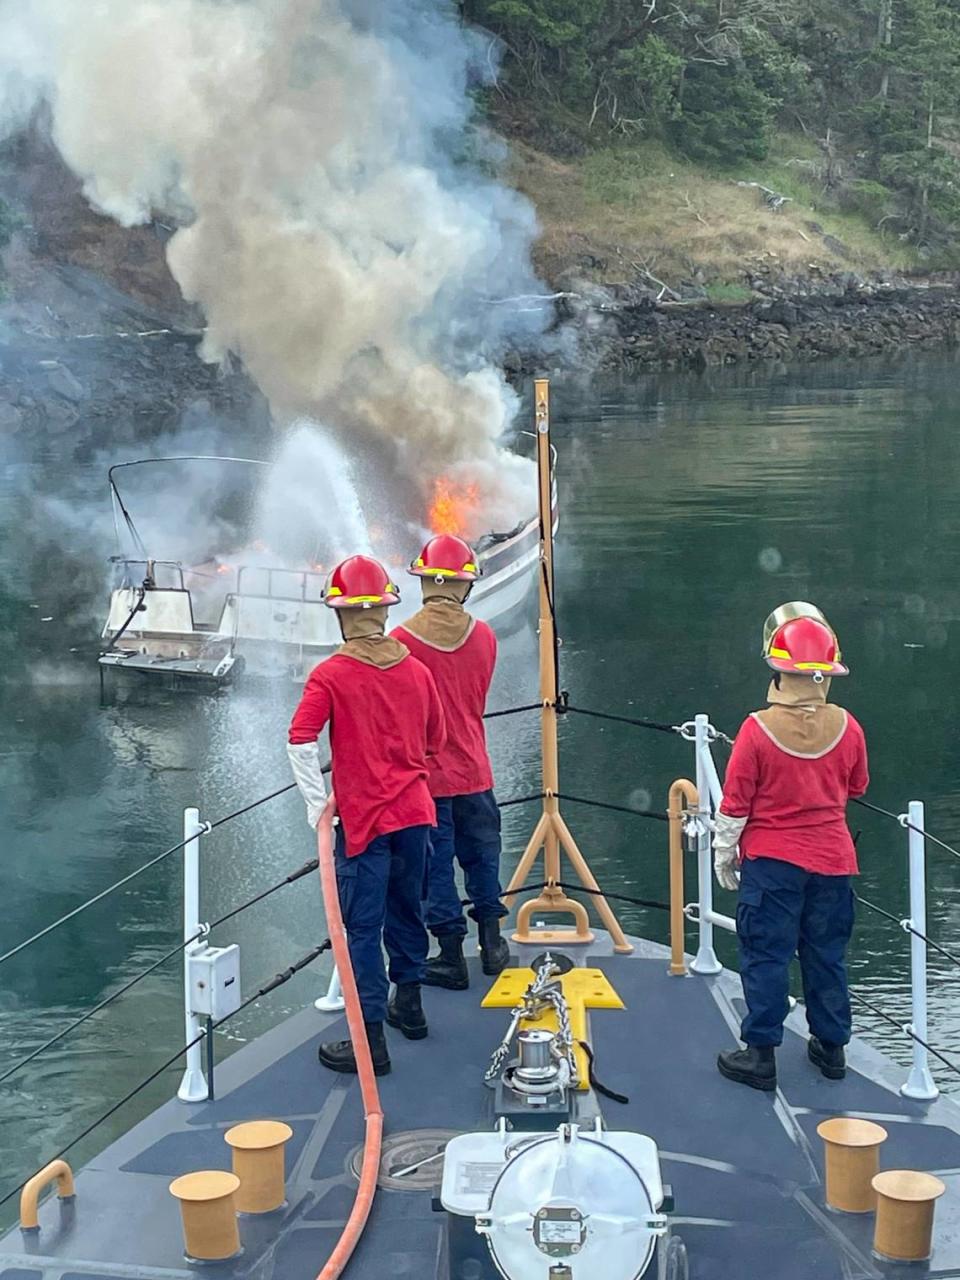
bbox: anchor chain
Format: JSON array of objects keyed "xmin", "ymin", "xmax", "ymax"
[{"xmin": 483, "ymin": 954, "xmax": 579, "ymax": 1087}]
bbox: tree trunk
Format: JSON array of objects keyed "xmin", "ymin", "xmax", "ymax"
[{"xmin": 878, "ymin": 0, "xmax": 893, "ymax": 99}]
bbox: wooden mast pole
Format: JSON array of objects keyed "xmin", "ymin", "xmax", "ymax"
[{"xmin": 503, "ymin": 379, "xmax": 633, "ymax": 954}]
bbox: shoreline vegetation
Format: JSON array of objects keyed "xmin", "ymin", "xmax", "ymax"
[{"xmin": 7, "ymin": 0, "xmax": 960, "ymax": 372}]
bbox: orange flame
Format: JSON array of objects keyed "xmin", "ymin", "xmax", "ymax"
[
  {"xmin": 216, "ymin": 563, "xmax": 232, "ymax": 575},
  {"xmin": 428, "ymin": 476, "xmax": 480, "ymax": 537}
]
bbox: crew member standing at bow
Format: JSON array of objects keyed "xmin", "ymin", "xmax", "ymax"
[
  {"xmin": 714, "ymin": 603, "xmax": 869, "ymax": 1092},
  {"xmin": 391, "ymin": 534, "xmax": 510, "ymax": 989},
  {"xmin": 287, "ymin": 555, "xmax": 445, "ymax": 1077}
]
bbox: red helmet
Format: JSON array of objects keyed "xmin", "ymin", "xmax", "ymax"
[
  {"xmin": 409, "ymin": 534, "xmax": 480, "ymax": 582},
  {"xmin": 763, "ymin": 602, "xmax": 848, "ymax": 676},
  {"xmin": 323, "ymin": 555, "xmax": 400, "ymax": 609}
]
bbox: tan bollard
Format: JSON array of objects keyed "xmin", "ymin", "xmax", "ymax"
[
  {"xmin": 872, "ymin": 1170, "xmax": 946, "ymax": 1262},
  {"xmin": 816, "ymin": 1118, "xmax": 888, "ymax": 1213},
  {"xmin": 169, "ymin": 1171, "xmax": 241, "ymax": 1261},
  {"xmin": 225, "ymin": 1121, "xmax": 294, "ymax": 1214}
]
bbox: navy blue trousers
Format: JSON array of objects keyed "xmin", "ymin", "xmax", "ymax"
[
  {"xmin": 334, "ymin": 824, "xmax": 429, "ymax": 1024},
  {"xmin": 425, "ymin": 790, "xmax": 508, "ymax": 938},
  {"xmin": 737, "ymin": 856, "xmax": 855, "ymax": 1048}
]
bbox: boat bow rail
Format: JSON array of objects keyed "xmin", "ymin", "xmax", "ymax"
[{"xmin": 4, "ymin": 693, "xmax": 960, "ymax": 1229}]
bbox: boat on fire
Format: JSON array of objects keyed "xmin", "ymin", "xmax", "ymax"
[{"xmin": 98, "ymin": 455, "xmax": 555, "ymax": 688}]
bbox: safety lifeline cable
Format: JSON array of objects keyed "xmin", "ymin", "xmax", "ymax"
[{"xmin": 314, "ymin": 796, "xmax": 383, "ymax": 1280}]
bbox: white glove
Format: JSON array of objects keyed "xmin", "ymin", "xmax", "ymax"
[
  {"xmin": 713, "ymin": 813, "xmax": 747, "ymax": 892},
  {"xmin": 286, "ymin": 740, "xmax": 327, "ymax": 829}
]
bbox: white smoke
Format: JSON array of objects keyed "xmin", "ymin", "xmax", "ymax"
[{"xmin": 0, "ymin": 0, "xmax": 546, "ymax": 539}]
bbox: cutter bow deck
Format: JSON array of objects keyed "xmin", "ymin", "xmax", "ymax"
[{"xmin": 4, "ymin": 940, "xmax": 960, "ymax": 1280}]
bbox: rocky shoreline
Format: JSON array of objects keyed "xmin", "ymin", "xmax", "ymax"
[{"xmin": 555, "ymin": 277, "xmax": 960, "ymax": 374}]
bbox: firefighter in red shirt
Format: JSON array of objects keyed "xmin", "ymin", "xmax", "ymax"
[
  {"xmin": 391, "ymin": 534, "xmax": 511, "ymax": 989},
  {"xmin": 715, "ymin": 603, "xmax": 869, "ymax": 1093},
  {"xmin": 287, "ymin": 555, "xmax": 446, "ymax": 1077}
]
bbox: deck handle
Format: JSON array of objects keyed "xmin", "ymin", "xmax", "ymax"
[{"xmin": 20, "ymin": 1159, "xmax": 75, "ymax": 1230}]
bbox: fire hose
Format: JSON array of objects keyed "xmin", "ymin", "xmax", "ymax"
[{"xmin": 314, "ymin": 795, "xmax": 383, "ymax": 1280}]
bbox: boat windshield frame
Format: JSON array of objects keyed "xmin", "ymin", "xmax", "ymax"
[{"xmin": 108, "ymin": 456, "xmax": 271, "ymax": 560}]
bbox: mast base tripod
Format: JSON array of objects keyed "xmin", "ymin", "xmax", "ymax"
[{"xmin": 503, "ymin": 380, "xmax": 633, "ymax": 956}]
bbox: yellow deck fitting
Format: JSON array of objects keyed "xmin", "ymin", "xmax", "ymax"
[
  {"xmin": 872, "ymin": 1170, "xmax": 946, "ymax": 1263},
  {"xmin": 19, "ymin": 1160, "xmax": 75, "ymax": 1231},
  {"xmin": 482, "ymin": 967, "xmax": 624, "ymax": 1090},
  {"xmin": 816, "ymin": 1117, "xmax": 888, "ymax": 1213},
  {"xmin": 225, "ymin": 1120, "xmax": 293, "ymax": 1214},
  {"xmin": 169, "ymin": 1170, "xmax": 242, "ymax": 1262}
]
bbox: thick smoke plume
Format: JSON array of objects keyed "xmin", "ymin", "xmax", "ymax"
[{"xmin": 0, "ymin": 0, "xmax": 546, "ymax": 539}]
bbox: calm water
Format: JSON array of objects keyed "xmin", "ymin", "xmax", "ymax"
[{"xmin": 4, "ymin": 354, "xmax": 960, "ymax": 1216}]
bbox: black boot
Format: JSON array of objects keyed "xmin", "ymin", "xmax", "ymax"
[
  {"xmin": 318, "ymin": 1021, "xmax": 391, "ymax": 1076},
  {"xmin": 478, "ymin": 917, "xmax": 511, "ymax": 976},
  {"xmin": 808, "ymin": 1035, "xmax": 846, "ymax": 1080},
  {"xmin": 386, "ymin": 983, "xmax": 428, "ymax": 1040},
  {"xmin": 422, "ymin": 935, "xmax": 469, "ymax": 990},
  {"xmin": 717, "ymin": 1044, "xmax": 777, "ymax": 1092}
]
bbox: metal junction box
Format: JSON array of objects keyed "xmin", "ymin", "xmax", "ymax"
[{"xmin": 187, "ymin": 944, "xmax": 241, "ymax": 1020}]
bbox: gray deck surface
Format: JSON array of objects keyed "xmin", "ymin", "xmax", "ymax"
[{"xmin": 4, "ymin": 938, "xmax": 960, "ymax": 1279}]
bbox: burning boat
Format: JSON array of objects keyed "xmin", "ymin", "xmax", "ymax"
[{"xmin": 99, "ymin": 455, "xmax": 555, "ymax": 688}]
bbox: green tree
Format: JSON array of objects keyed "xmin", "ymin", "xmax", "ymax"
[
  {"xmin": 672, "ymin": 62, "xmax": 776, "ymax": 164},
  {"xmin": 895, "ymin": 0, "xmax": 960, "ymax": 148},
  {"xmin": 463, "ymin": 0, "xmax": 960, "ymax": 252}
]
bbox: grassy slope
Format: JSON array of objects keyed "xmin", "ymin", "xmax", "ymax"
[{"xmin": 510, "ymin": 132, "xmax": 923, "ymax": 294}]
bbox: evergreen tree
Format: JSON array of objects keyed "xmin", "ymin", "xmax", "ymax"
[{"xmin": 463, "ymin": 0, "xmax": 960, "ymax": 246}]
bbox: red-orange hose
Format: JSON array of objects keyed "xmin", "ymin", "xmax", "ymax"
[{"xmin": 315, "ymin": 795, "xmax": 383, "ymax": 1280}]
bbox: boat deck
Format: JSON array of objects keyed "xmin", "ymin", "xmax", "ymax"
[{"xmin": 5, "ymin": 936, "xmax": 960, "ymax": 1279}]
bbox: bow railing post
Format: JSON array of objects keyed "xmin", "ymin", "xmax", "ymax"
[
  {"xmin": 901, "ymin": 800, "xmax": 938, "ymax": 1101},
  {"xmin": 315, "ymin": 965, "xmax": 345, "ymax": 1012},
  {"xmin": 690, "ymin": 713, "xmax": 722, "ymax": 975},
  {"xmin": 178, "ymin": 807, "xmax": 208, "ymax": 1103}
]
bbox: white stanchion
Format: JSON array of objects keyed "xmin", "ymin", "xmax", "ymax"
[
  {"xmin": 901, "ymin": 800, "xmax": 939, "ymax": 1101},
  {"xmin": 315, "ymin": 965, "xmax": 345, "ymax": 1013},
  {"xmin": 690, "ymin": 714, "xmax": 722, "ymax": 974},
  {"xmin": 178, "ymin": 807, "xmax": 208, "ymax": 1103}
]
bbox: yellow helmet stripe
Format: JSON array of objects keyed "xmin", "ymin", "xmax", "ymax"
[
  {"xmin": 768, "ymin": 646, "xmax": 791, "ymax": 659},
  {"xmin": 793, "ymin": 661, "xmax": 836, "ymax": 671}
]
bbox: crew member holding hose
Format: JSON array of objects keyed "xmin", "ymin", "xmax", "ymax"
[
  {"xmin": 287, "ymin": 554, "xmax": 446, "ymax": 1077},
  {"xmin": 714, "ymin": 602, "xmax": 869, "ymax": 1092},
  {"xmin": 391, "ymin": 535, "xmax": 510, "ymax": 990}
]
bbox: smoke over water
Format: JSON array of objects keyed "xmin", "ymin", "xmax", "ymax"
[{"xmin": 0, "ymin": 0, "xmax": 547, "ymax": 541}]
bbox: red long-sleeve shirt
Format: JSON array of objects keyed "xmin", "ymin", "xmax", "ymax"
[
  {"xmin": 391, "ymin": 619, "xmax": 496, "ymax": 798},
  {"xmin": 288, "ymin": 652, "xmax": 446, "ymax": 857},
  {"xmin": 719, "ymin": 711, "xmax": 869, "ymax": 875}
]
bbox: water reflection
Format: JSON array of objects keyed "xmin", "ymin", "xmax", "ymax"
[{"xmin": 554, "ymin": 355, "xmax": 960, "ymax": 1090}]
